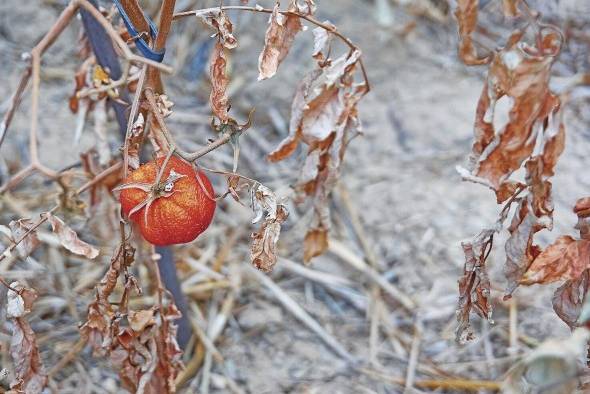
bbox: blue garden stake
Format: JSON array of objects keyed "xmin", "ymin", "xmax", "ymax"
[{"xmin": 112, "ymin": 0, "xmax": 166, "ymax": 62}]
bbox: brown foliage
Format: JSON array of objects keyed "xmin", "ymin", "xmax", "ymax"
[
  {"xmin": 454, "ymin": 0, "xmax": 490, "ymax": 65},
  {"xmin": 80, "ymin": 235, "xmax": 183, "ymax": 393},
  {"xmin": 8, "ymin": 219, "xmax": 39, "ymax": 259},
  {"xmin": 6, "ymin": 283, "xmax": 47, "ymax": 394},
  {"xmin": 268, "ymin": 40, "xmax": 366, "ymax": 261},
  {"xmin": 209, "ymin": 41, "xmax": 230, "ymax": 123},
  {"xmin": 454, "ymin": 0, "xmax": 576, "ymax": 338},
  {"xmin": 258, "ymin": 2, "xmax": 303, "ymax": 81},
  {"xmin": 46, "ymin": 212, "xmax": 99, "ymax": 259}
]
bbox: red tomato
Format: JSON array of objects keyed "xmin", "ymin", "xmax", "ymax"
[{"xmin": 119, "ymin": 156, "xmax": 216, "ymax": 245}]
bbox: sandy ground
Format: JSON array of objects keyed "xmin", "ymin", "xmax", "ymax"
[{"xmin": 1, "ymin": 0, "xmax": 590, "ymax": 393}]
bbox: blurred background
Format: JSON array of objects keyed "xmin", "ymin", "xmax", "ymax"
[{"xmin": 1, "ymin": 0, "xmax": 590, "ymax": 392}]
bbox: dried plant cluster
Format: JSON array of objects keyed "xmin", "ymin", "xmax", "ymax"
[
  {"xmin": 455, "ymin": 0, "xmax": 590, "ymax": 344},
  {"xmin": 0, "ymin": 0, "xmax": 368, "ymax": 392}
]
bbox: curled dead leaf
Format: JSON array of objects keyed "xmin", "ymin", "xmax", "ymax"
[
  {"xmin": 502, "ymin": 0, "xmax": 521, "ymax": 17},
  {"xmin": 258, "ymin": 3, "xmax": 302, "ymax": 81},
  {"xmin": 552, "ymin": 271, "xmax": 590, "ymax": 329},
  {"xmin": 311, "ymin": 24, "xmax": 333, "ymax": 61},
  {"xmin": 8, "ymin": 219, "xmax": 39, "ymax": 259},
  {"xmin": 6, "ymin": 282, "xmax": 47, "ymax": 394},
  {"xmin": 128, "ymin": 114, "xmax": 145, "ymax": 170},
  {"xmin": 454, "ymin": 0, "xmax": 491, "ymax": 66},
  {"xmin": 456, "ymin": 229, "xmax": 494, "ymax": 343},
  {"xmin": 521, "ymin": 236, "xmax": 590, "ymax": 285},
  {"xmin": 46, "ymin": 213, "xmax": 99, "ymax": 259},
  {"xmin": 197, "ymin": 9, "xmax": 237, "ymax": 49},
  {"xmin": 251, "ymin": 201, "xmax": 289, "ymax": 273},
  {"xmin": 210, "ymin": 41, "xmax": 230, "ymax": 123}
]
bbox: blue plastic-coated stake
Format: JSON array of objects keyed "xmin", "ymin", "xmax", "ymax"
[{"xmin": 112, "ymin": 0, "xmax": 166, "ymax": 62}]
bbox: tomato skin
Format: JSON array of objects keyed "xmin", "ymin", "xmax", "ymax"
[{"xmin": 119, "ymin": 156, "xmax": 216, "ymax": 246}]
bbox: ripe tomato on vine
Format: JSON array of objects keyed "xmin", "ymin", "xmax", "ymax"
[{"xmin": 117, "ymin": 156, "xmax": 216, "ymax": 246}]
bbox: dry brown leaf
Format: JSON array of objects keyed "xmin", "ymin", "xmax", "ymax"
[
  {"xmin": 462, "ymin": 34, "xmax": 562, "ymax": 197},
  {"xmin": 46, "ymin": 213, "xmax": 99, "ymax": 259},
  {"xmin": 8, "ymin": 219, "xmax": 39, "ymax": 259},
  {"xmin": 258, "ymin": 3, "xmax": 302, "ymax": 81},
  {"xmin": 81, "ymin": 239, "xmax": 136, "ymax": 354},
  {"xmin": 553, "ymin": 271, "xmax": 590, "ymax": 329},
  {"xmin": 267, "ymin": 68, "xmax": 322, "ymax": 162},
  {"xmin": 128, "ymin": 113, "xmax": 145, "ymax": 170},
  {"xmin": 251, "ymin": 183, "xmax": 279, "ymax": 224},
  {"xmin": 311, "ymin": 24, "xmax": 333, "ymax": 61},
  {"xmin": 454, "ymin": 0, "xmax": 491, "ymax": 66},
  {"xmin": 456, "ymin": 230, "xmax": 494, "ymax": 343},
  {"xmin": 289, "ymin": 0, "xmax": 317, "ymax": 15},
  {"xmin": 197, "ymin": 9, "xmax": 237, "ymax": 49},
  {"xmin": 456, "ymin": 192, "xmax": 517, "ymax": 342},
  {"xmin": 251, "ymin": 207, "xmax": 288, "ymax": 272},
  {"xmin": 502, "ymin": 0, "xmax": 520, "ymax": 17},
  {"xmin": 250, "ymin": 184, "xmax": 289, "ymax": 272},
  {"xmin": 128, "ymin": 308, "xmax": 156, "ymax": 332},
  {"xmin": 81, "ymin": 240, "xmax": 182, "ymax": 393},
  {"xmin": 7, "ymin": 282, "xmax": 47, "ymax": 394},
  {"xmin": 518, "ymin": 197, "xmax": 590, "ymax": 328},
  {"xmin": 504, "ymin": 199, "xmax": 542, "ymax": 296},
  {"xmin": 210, "ymin": 41, "xmax": 230, "ymax": 123},
  {"xmin": 268, "ymin": 46, "xmax": 366, "ymax": 262},
  {"xmin": 521, "ymin": 236, "xmax": 590, "ymax": 285},
  {"xmin": 110, "ymin": 305, "xmax": 183, "ymax": 394},
  {"xmin": 303, "ymin": 227, "xmax": 328, "ymax": 263}
]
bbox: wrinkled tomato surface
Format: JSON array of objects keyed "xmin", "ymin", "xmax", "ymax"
[{"xmin": 119, "ymin": 156, "xmax": 216, "ymax": 245}]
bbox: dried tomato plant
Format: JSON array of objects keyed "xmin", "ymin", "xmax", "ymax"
[
  {"xmin": 455, "ymin": 0, "xmax": 590, "ymax": 342},
  {"xmin": 0, "ymin": 0, "xmax": 369, "ymax": 392}
]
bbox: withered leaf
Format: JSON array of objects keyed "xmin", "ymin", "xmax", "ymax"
[
  {"xmin": 7, "ymin": 282, "xmax": 47, "ymax": 394},
  {"xmin": 456, "ymin": 229, "xmax": 494, "ymax": 343},
  {"xmin": 269, "ymin": 47, "xmax": 366, "ymax": 263},
  {"xmin": 46, "ymin": 213, "xmax": 99, "ymax": 259},
  {"xmin": 156, "ymin": 94, "xmax": 174, "ymax": 118},
  {"xmin": 552, "ymin": 271, "xmax": 590, "ymax": 329},
  {"xmin": 502, "ymin": 0, "xmax": 520, "ymax": 17},
  {"xmin": 128, "ymin": 114, "xmax": 145, "ymax": 170},
  {"xmin": 303, "ymin": 227, "xmax": 328, "ymax": 263},
  {"xmin": 251, "ymin": 204, "xmax": 289, "ymax": 273},
  {"xmin": 8, "ymin": 219, "xmax": 39, "ymax": 259},
  {"xmin": 289, "ymin": 0, "xmax": 317, "ymax": 15},
  {"xmin": 268, "ymin": 50, "xmax": 363, "ymax": 161},
  {"xmin": 251, "ymin": 183, "xmax": 279, "ymax": 224},
  {"xmin": 267, "ymin": 68, "xmax": 322, "ymax": 162},
  {"xmin": 463, "ymin": 35, "xmax": 562, "ymax": 197},
  {"xmin": 128, "ymin": 308, "xmax": 156, "ymax": 332},
  {"xmin": 311, "ymin": 25, "xmax": 333, "ymax": 61},
  {"xmin": 521, "ymin": 236, "xmax": 590, "ymax": 285},
  {"xmin": 518, "ymin": 199, "xmax": 590, "ymax": 328},
  {"xmin": 454, "ymin": 0, "xmax": 491, "ymax": 66},
  {"xmin": 504, "ymin": 199, "xmax": 541, "ymax": 296},
  {"xmin": 258, "ymin": 3, "xmax": 302, "ymax": 81},
  {"xmin": 197, "ymin": 9, "xmax": 237, "ymax": 49},
  {"xmin": 209, "ymin": 41, "xmax": 230, "ymax": 123}
]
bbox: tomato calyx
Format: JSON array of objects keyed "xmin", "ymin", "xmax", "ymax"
[{"xmin": 115, "ymin": 162, "xmax": 187, "ymax": 225}]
